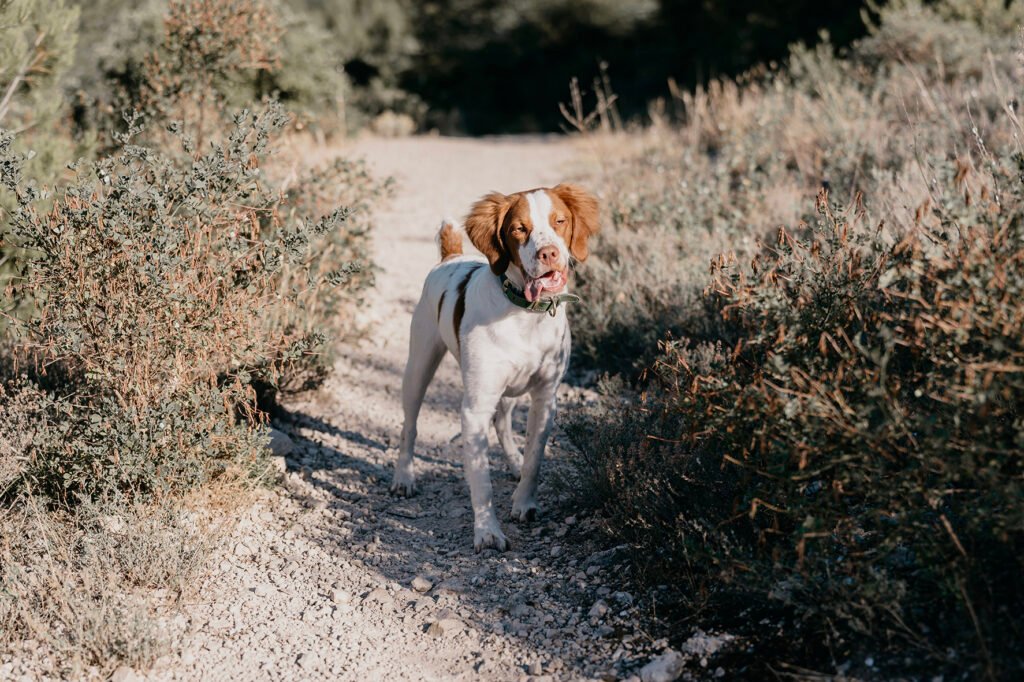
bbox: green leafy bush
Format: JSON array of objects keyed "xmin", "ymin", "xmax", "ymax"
[{"xmin": 0, "ymin": 102, "xmax": 363, "ymax": 504}]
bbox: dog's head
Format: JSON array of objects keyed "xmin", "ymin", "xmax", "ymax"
[{"xmin": 463, "ymin": 184, "xmax": 599, "ymax": 302}]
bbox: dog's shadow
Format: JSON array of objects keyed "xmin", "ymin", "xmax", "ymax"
[{"xmin": 276, "ymin": 398, "xmax": 601, "ymax": 675}]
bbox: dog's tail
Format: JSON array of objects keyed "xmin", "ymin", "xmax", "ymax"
[{"xmin": 436, "ymin": 218, "xmax": 464, "ymax": 261}]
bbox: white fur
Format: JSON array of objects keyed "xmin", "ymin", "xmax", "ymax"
[
  {"xmin": 518, "ymin": 191, "xmax": 569, "ymax": 278},
  {"xmin": 392, "ymin": 222, "xmax": 572, "ymax": 552}
]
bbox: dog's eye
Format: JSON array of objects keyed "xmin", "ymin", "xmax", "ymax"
[
  {"xmin": 513, "ymin": 225, "xmax": 526, "ymax": 234},
  {"xmin": 555, "ymin": 217, "xmax": 567, "ymax": 226}
]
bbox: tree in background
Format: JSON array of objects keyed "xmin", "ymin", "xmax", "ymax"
[
  {"xmin": 294, "ymin": 0, "xmax": 424, "ymax": 128},
  {"xmin": 0, "ymin": 0, "xmax": 80, "ymax": 183},
  {"xmin": 404, "ymin": 0, "xmax": 872, "ymax": 133}
]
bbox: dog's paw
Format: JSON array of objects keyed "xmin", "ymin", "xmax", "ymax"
[
  {"xmin": 473, "ymin": 522, "xmax": 510, "ymax": 553},
  {"xmin": 511, "ymin": 496, "xmax": 540, "ymax": 523},
  {"xmin": 389, "ymin": 468, "xmax": 416, "ymax": 497}
]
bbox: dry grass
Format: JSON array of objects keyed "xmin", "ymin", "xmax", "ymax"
[{"xmin": 0, "ymin": 475, "xmax": 253, "ymax": 679}]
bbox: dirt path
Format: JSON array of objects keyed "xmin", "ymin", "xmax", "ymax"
[{"xmin": 148, "ymin": 136, "xmax": 657, "ymax": 682}]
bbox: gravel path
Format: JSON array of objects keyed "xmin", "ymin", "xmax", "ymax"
[{"xmin": 147, "ymin": 136, "xmax": 664, "ymax": 682}]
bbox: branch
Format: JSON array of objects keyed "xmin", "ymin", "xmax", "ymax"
[{"xmin": 0, "ymin": 30, "xmax": 47, "ymax": 126}]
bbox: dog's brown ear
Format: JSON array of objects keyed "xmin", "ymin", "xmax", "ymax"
[
  {"xmin": 552, "ymin": 183, "xmax": 599, "ymax": 262},
  {"xmin": 464, "ymin": 192, "xmax": 511, "ymax": 275}
]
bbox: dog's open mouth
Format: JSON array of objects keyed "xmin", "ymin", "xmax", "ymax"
[{"xmin": 524, "ymin": 269, "xmax": 567, "ymax": 302}]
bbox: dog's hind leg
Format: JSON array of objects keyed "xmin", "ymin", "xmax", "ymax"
[
  {"xmin": 392, "ymin": 304, "xmax": 446, "ymax": 497},
  {"xmin": 492, "ymin": 397, "xmax": 523, "ymax": 478},
  {"xmin": 511, "ymin": 384, "xmax": 557, "ymax": 522}
]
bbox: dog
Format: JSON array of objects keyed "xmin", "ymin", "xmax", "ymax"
[{"xmin": 391, "ymin": 184, "xmax": 599, "ymax": 551}]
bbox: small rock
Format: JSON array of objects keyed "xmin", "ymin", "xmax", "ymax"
[
  {"xmin": 269, "ymin": 455, "xmax": 287, "ymax": 476},
  {"xmin": 233, "ymin": 542, "xmax": 253, "ymax": 557},
  {"xmin": 639, "ymin": 650, "xmax": 685, "ymax": 682},
  {"xmin": 550, "ymin": 545, "xmax": 564, "ymax": 558},
  {"xmin": 362, "ymin": 587, "xmax": 393, "ymax": 606},
  {"xmin": 411, "ymin": 576, "xmax": 433, "ymax": 593},
  {"xmin": 110, "ymin": 666, "xmax": 140, "ymax": 682},
  {"xmin": 267, "ymin": 428, "xmax": 295, "ymax": 456},
  {"xmin": 612, "ymin": 591, "xmax": 634, "ymax": 605},
  {"xmin": 589, "ymin": 599, "xmax": 609, "ymax": 619},
  {"xmin": 253, "ymin": 584, "xmax": 275, "ymax": 597},
  {"xmin": 527, "ymin": 660, "xmax": 543, "ymax": 675},
  {"xmin": 681, "ymin": 630, "xmax": 735, "ymax": 658},
  {"xmin": 510, "ymin": 603, "xmax": 533, "ymax": 619},
  {"xmin": 97, "ymin": 514, "xmax": 126, "ymax": 534},
  {"xmin": 296, "ymin": 652, "xmax": 318, "ymax": 670},
  {"xmin": 331, "ymin": 588, "xmax": 351, "ymax": 604},
  {"xmin": 427, "ymin": 618, "xmax": 464, "ymax": 637}
]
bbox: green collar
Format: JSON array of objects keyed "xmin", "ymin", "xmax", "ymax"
[{"xmin": 499, "ymin": 273, "xmax": 580, "ymax": 317}]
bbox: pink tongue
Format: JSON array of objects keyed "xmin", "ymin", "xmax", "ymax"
[{"xmin": 524, "ymin": 271, "xmax": 564, "ymax": 302}]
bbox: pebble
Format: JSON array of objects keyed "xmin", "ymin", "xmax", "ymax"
[
  {"xmin": 110, "ymin": 666, "xmax": 140, "ymax": 682},
  {"xmin": 427, "ymin": 618, "xmax": 464, "ymax": 637},
  {"xmin": 267, "ymin": 428, "xmax": 295, "ymax": 456},
  {"xmin": 411, "ymin": 576, "xmax": 433, "ymax": 593},
  {"xmin": 639, "ymin": 650, "xmax": 685, "ymax": 682},
  {"xmin": 296, "ymin": 652, "xmax": 318, "ymax": 670},
  {"xmin": 588, "ymin": 600, "xmax": 609, "ymax": 619},
  {"xmin": 362, "ymin": 588, "xmax": 393, "ymax": 607}
]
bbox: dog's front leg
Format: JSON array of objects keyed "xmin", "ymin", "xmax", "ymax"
[
  {"xmin": 461, "ymin": 395, "xmax": 509, "ymax": 552},
  {"xmin": 511, "ymin": 385, "xmax": 556, "ymax": 522}
]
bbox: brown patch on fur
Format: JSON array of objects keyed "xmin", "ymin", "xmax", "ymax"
[
  {"xmin": 464, "ymin": 192, "xmax": 511, "ymax": 275},
  {"xmin": 453, "ymin": 266, "xmax": 479, "ymax": 351},
  {"xmin": 438, "ymin": 221, "xmax": 463, "ymax": 261},
  {"xmin": 550, "ymin": 184, "xmax": 600, "ymax": 261},
  {"xmin": 464, "ymin": 185, "xmax": 599, "ymax": 277},
  {"xmin": 437, "ymin": 290, "xmax": 446, "ymax": 322}
]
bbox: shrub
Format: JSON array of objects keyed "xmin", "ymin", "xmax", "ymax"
[
  {"xmin": 0, "ymin": 102, "xmax": 362, "ymax": 504},
  {"xmin": 567, "ymin": 1, "xmax": 1024, "ymax": 677},
  {"xmin": 68, "ymin": 0, "xmax": 349, "ymax": 144},
  {"xmin": 569, "ymin": 167, "xmax": 1024, "ymax": 676},
  {"xmin": 570, "ymin": 0, "xmax": 1024, "ymax": 378}
]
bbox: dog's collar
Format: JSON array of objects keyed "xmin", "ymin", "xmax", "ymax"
[{"xmin": 499, "ymin": 273, "xmax": 580, "ymax": 317}]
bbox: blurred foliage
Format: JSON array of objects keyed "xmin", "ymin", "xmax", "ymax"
[
  {"xmin": 567, "ymin": 0, "xmax": 1024, "ymax": 678},
  {"xmin": 294, "ymin": 0, "xmax": 424, "ymax": 128},
  {"xmin": 0, "ymin": 0, "xmax": 82, "ymax": 306},
  {"xmin": 67, "ymin": 0, "xmax": 347, "ymax": 141},
  {"xmin": 403, "ymin": 0, "xmax": 872, "ymax": 133},
  {"xmin": 1, "ymin": 0, "xmax": 883, "ymax": 137}
]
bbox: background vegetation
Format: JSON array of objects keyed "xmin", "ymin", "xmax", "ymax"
[
  {"xmin": 62, "ymin": 0, "xmax": 882, "ymax": 136},
  {"xmin": 1, "ymin": 0, "xmax": 386, "ymax": 676},
  {"xmin": 565, "ymin": 0, "xmax": 1024, "ymax": 678}
]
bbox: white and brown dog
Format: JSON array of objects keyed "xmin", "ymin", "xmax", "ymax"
[{"xmin": 392, "ymin": 184, "xmax": 599, "ymax": 552}]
